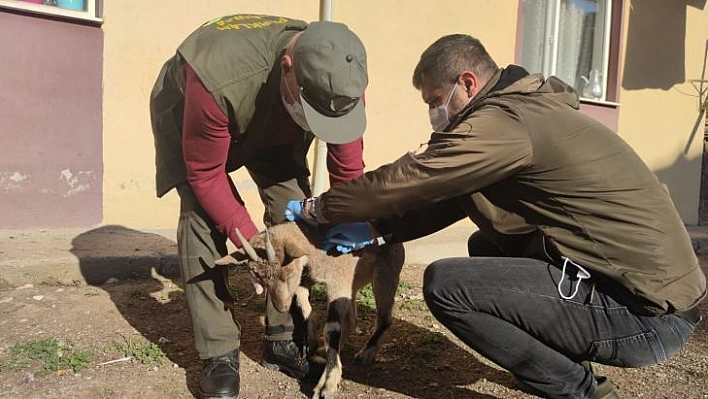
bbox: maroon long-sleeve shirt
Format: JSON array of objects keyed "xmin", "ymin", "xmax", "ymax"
[{"xmin": 182, "ymin": 64, "xmax": 364, "ymax": 247}]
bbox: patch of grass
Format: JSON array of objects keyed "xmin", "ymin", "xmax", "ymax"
[
  {"xmin": 417, "ymin": 331, "xmax": 449, "ymax": 359},
  {"xmin": 399, "ymin": 298, "xmax": 427, "ymax": 311},
  {"xmin": 112, "ymin": 336, "xmax": 166, "ymax": 366},
  {"xmin": 396, "ymin": 281, "xmax": 415, "ymax": 295},
  {"xmin": 356, "ymin": 283, "xmax": 376, "ymax": 310},
  {"xmin": 0, "ymin": 338, "xmax": 93, "ymax": 375},
  {"xmin": 357, "ymin": 282, "xmax": 418, "ymax": 311},
  {"xmin": 0, "ymin": 352, "xmax": 31, "ymax": 371},
  {"xmin": 310, "ymin": 284, "xmax": 327, "ymax": 302},
  {"xmin": 129, "ymin": 290, "xmax": 147, "ymax": 301},
  {"xmin": 421, "ymin": 331, "xmax": 448, "ymax": 345}
]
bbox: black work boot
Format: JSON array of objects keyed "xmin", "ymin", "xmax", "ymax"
[
  {"xmin": 261, "ymin": 340, "xmax": 309, "ymax": 379},
  {"xmin": 199, "ymin": 349, "xmax": 240, "ymax": 399}
]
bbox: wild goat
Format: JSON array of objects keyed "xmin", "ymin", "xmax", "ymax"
[{"xmin": 215, "ymin": 221, "xmax": 405, "ymax": 399}]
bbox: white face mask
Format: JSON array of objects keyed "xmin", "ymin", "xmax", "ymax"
[
  {"xmin": 282, "ymin": 72, "xmax": 311, "ymax": 131},
  {"xmin": 428, "ymin": 83, "xmax": 457, "ymax": 132}
]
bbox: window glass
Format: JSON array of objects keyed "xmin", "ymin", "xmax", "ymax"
[
  {"xmin": 46, "ymin": 0, "xmax": 86, "ymax": 12},
  {"xmin": 518, "ymin": 0, "xmax": 611, "ymax": 101},
  {"xmin": 0, "ymin": 0, "xmax": 100, "ymax": 22}
]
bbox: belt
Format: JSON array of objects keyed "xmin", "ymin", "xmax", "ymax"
[{"xmin": 673, "ymin": 306, "xmax": 702, "ymax": 325}]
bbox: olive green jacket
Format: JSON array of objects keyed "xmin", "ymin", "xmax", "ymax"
[
  {"xmin": 319, "ymin": 66, "xmax": 706, "ymax": 315},
  {"xmin": 150, "ymin": 14, "xmax": 307, "ymax": 197}
]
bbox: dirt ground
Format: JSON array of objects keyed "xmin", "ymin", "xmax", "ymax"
[{"xmin": 1, "ymin": 241, "xmax": 707, "ymax": 399}]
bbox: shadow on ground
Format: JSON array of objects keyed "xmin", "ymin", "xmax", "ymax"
[
  {"xmin": 69, "ymin": 225, "xmax": 521, "ymax": 398},
  {"xmin": 71, "ymin": 225, "xmax": 204, "ymax": 397}
]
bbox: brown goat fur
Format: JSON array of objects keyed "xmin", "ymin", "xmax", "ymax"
[{"xmin": 215, "ymin": 221, "xmax": 405, "ymax": 398}]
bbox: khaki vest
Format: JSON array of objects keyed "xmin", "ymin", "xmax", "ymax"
[{"xmin": 150, "ymin": 14, "xmax": 307, "ymax": 197}]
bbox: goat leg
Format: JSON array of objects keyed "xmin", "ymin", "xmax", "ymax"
[
  {"xmin": 354, "ymin": 244, "xmax": 404, "ymax": 364},
  {"xmin": 312, "ymin": 297, "xmax": 350, "ymax": 399}
]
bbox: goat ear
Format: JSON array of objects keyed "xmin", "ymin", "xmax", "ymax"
[
  {"xmin": 214, "ymin": 252, "xmax": 248, "ymax": 266},
  {"xmin": 279, "ymin": 256, "xmax": 307, "ymax": 280},
  {"xmin": 280, "ymin": 256, "xmax": 307, "ymax": 291},
  {"xmin": 270, "ymin": 256, "xmax": 307, "ymax": 312},
  {"xmin": 283, "ymin": 240, "xmax": 308, "ymax": 259}
]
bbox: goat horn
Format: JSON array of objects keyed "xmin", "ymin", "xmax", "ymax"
[
  {"xmin": 265, "ymin": 228, "xmax": 276, "ymax": 262},
  {"xmin": 235, "ymin": 228, "xmax": 261, "ymax": 261}
]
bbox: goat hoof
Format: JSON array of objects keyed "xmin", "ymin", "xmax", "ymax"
[
  {"xmin": 312, "ymin": 391, "xmax": 335, "ymax": 399},
  {"xmin": 353, "ymin": 348, "xmax": 376, "ymax": 365}
]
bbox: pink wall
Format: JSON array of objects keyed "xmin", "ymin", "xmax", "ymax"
[
  {"xmin": 579, "ymin": 103, "xmax": 619, "ymax": 133},
  {"xmin": 0, "ymin": 10, "xmax": 103, "ymax": 228}
]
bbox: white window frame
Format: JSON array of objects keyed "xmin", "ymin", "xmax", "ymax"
[
  {"xmin": 0, "ymin": 0, "xmax": 101, "ymax": 24},
  {"xmin": 521, "ymin": 0, "xmax": 616, "ymax": 105}
]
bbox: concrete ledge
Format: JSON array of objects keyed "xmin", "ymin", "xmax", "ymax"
[
  {"xmin": 687, "ymin": 225, "xmax": 708, "ymax": 255},
  {"xmin": 0, "ymin": 226, "xmax": 180, "ymax": 288}
]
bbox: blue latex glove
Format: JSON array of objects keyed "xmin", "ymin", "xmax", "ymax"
[
  {"xmin": 284, "ymin": 199, "xmax": 317, "ymax": 226},
  {"xmin": 284, "ymin": 200, "xmax": 304, "ymax": 221},
  {"xmin": 324, "ymin": 222, "xmax": 374, "ymax": 254}
]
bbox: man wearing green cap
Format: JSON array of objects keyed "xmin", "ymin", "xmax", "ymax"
[{"xmin": 150, "ymin": 14, "xmax": 368, "ymax": 398}]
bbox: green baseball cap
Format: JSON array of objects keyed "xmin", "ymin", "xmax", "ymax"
[{"xmin": 294, "ymin": 21, "xmax": 368, "ymax": 144}]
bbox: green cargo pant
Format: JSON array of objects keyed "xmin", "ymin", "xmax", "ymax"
[{"xmin": 176, "ymin": 139, "xmax": 313, "ymax": 360}]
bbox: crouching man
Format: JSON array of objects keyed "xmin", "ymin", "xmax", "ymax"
[{"xmin": 285, "ymin": 34, "xmax": 705, "ymax": 399}]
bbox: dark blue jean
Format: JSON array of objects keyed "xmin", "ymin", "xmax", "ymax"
[{"xmin": 422, "ymin": 256, "xmax": 697, "ymax": 399}]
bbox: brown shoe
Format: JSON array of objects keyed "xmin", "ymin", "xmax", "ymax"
[{"xmin": 593, "ymin": 376, "xmax": 621, "ymax": 399}]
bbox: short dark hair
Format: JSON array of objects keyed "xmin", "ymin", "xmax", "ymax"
[{"xmin": 412, "ymin": 34, "xmax": 498, "ymax": 90}]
